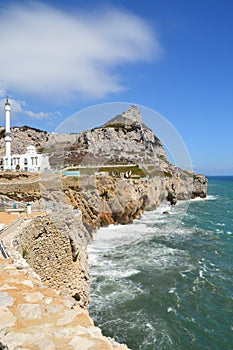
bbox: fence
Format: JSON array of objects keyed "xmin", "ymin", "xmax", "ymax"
[
  {"xmin": 0, "ymin": 216, "xmax": 21, "ymax": 239},
  {"xmin": 0, "ymin": 240, "xmax": 9, "ymax": 258},
  {"xmin": 0, "ymin": 199, "xmax": 26, "ymax": 212}
]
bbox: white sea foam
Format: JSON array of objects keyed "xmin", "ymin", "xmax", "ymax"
[
  {"xmin": 167, "ymin": 307, "xmax": 177, "ymax": 314},
  {"xmin": 145, "ymin": 322, "xmax": 155, "ymax": 331},
  {"xmin": 216, "ymin": 228, "xmax": 224, "ymax": 233},
  {"xmin": 179, "ymin": 269, "xmax": 192, "ymax": 278},
  {"xmin": 155, "ymin": 203, "xmax": 172, "ymax": 214},
  {"xmin": 89, "ymin": 195, "xmax": 206, "ymax": 253},
  {"xmin": 92, "ymin": 268, "xmax": 140, "ymax": 279},
  {"xmin": 89, "ymin": 177, "xmax": 233, "ymax": 350},
  {"xmin": 199, "ymin": 270, "xmax": 204, "ymax": 279},
  {"xmin": 191, "ymin": 194, "xmax": 217, "ymax": 201},
  {"xmin": 89, "ymin": 221, "xmax": 148, "ymax": 249}
]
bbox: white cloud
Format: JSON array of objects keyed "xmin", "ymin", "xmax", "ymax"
[
  {"xmin": 0, "ymin": 99, "xmax": 23, "ymax": 114},
  {"xmin": 0, "ymin": 98, "xmax": 60, "ymax": 120},
  {"xmin": 25, "ymin": 110, "xmax": 61, "ymax": 120},
  {"xmin": 0, "ymin": 83, "xmax": 6, "ymax": 98},
  {"xmin": 0, "ymin": 2, "xmax": 161, "ymax": 101}
]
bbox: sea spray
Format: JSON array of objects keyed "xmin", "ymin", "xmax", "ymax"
[{"xmin": 88, "ymin": 177, "xmax": 233, "ymax": 350}]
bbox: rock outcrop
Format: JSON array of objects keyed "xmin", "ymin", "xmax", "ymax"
[
  {"xmin": 72, "ymin": 105, "xmax": 167, "ymax": 166},
  {"xmin": 63, "ymin": 172, "xmax": 207, "ymax": 228},
  {"xmin": 0, "ymin": 105, "xmax": 207, "ymax": 349},
  {"xmin": 0, "ymin": 126, "xmax": 48, "ymax": 157}
]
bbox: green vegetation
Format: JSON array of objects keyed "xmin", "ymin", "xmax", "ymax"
[
  {"xmin": 163, "ymin": 171, "xmax": 172, "ymax": 177},
  {"xmin": 99, "ymin": 165, "xmax": 145, "ymax": 177},
  {"xmin": 22, "ymin": 247, "xmax": 28, "ymax": 259},
  {"xmin": 183, "ymin": 170, "xmax": 195, "ymax": 178},
  {"xmin": 158, "ymin": 154, "xmax": 169, "ymax": 163},
  {"xmin": 102, "ymin": 123, "xmax": 140, "ymax": 133},
  {"xmin": 142, "ymin": 165, "xmax": 172, "ymax": 178},
  {"xmin": 80, "ymin": 184, "xmax": 96, "ymax": 191},
  {"xmin": 64, "ymin": 164, "xmax": 146, "ymax": 177},
  {"xmin": 37, "ymin": 146, "xmax": 57, "ymax": 154},
  {"xmin": 63, "ymin": 164, "xmax": 174, "ymax": 179}
]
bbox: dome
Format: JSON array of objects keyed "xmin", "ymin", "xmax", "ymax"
[{"xmin": 26, "ymin": 145, "xmax": 37, "ymax": 154}]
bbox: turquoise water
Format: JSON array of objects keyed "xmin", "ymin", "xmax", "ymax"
[
  {"xmin": 61, "ymin": 170, "xmax": 80, "ymax": 176},
  {"xmin": 88, "ymin": 177, "xmax": 233, "ymax": 349}
]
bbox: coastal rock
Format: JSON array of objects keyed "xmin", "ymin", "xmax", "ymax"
[
  {"xmin": 0, "ymin": 105, "xmax": 207, "ymax": 349},
  {"xmin": 0, "ymin": 258, "xmax": 130, "ymax": 349},
  {"xmin": 192, "ymin": 174, "xmax": 208, "ymax": 198}
]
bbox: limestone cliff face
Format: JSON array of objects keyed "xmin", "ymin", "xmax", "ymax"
[
  {"xmin": 0, "ymin": 106, "xmax": 208, "ymax": 349},
  {"xmin": 14, "ymin": 214, "xmax": 90, "ymax": 308},
  {"xmin": 63, "ymin": 172, "xmax": 207, "ymax": 229},
  {"xmin": 0, "ymin": 102, "xmax": 208, "ymax": 226},
  {"xmin": 0, "ymin": 106, "xmax": 207, "ymax": 301},
  {"xmin": 73, "ymin": 105, "xmax": 167, "ymax": 165},
  {"xmin": 0, "ymin": 126, "xmax": 48, "ymax": 157}
]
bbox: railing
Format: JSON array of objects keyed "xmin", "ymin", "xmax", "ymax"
[
  {"xmin": 0, "ymin": 216, "xmax": 21, "ymax": 238},
  {"xmin": 0, "ymin": 201, "xmax": 26, "ymax": 212},
  {"xmin": 0, "ymin": 240, "xmax": 9, "ymax": 258}
]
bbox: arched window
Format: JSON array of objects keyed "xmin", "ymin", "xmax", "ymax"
[{"xmin": 24, "ymin": 158, "xmax": 28, "ymax": 165}]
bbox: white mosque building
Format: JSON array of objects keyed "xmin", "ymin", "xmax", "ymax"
[{"xmin": 2, "ymin": 98, "xmax": 42, "ymax": 172}]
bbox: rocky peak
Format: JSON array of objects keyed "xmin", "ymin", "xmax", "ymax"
[
  {"xmin": 73, "ymin": 105, "xmax": 167, "ymax": 166},
  {"xmin": 103, "ymin": 105, "xmax": 142, "ymax": 128}
]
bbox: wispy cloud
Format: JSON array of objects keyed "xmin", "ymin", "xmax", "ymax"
[
  {"xmin": 0, "ymin": 2, "xmax": 161, "ymax": 101},
  {"xmin": 0, "ymin": 98, "xmax": 60, "ymax": 121},
  {"xmin": 25, "ymin": 110, "xmax": 61, "ymax": 120}
]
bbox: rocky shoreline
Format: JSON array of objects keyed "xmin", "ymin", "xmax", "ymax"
[
  {"xmin": 0, "ymin": 170, "xmax": 207, "ymax": 349},
  {"xmin": 0, "ymin": 106, "xmax": 207, "ymax": 348}
]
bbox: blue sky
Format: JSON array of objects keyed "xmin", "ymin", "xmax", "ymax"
[{"xmin": 0, "ymin": 0, "xmax": 232, "ymax": 175}]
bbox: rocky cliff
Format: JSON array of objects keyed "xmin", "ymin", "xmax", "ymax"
[
  {"xmin": 0, "ymin": 126, "xmax": 48, "ymax": 157},
  {"xmin": 0, "ymin": 106, "xmax": 207, "ymax": 349},
  {"xmin": 72, "ymin": 105, "xmax": 167, "ymax": 166},
  {"xmin": 0, "ymin": 106, "xmax": 207, "ymax": 298}
]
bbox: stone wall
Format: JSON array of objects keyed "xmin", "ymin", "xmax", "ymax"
[{"xmin": 14, "ymin": 215, "xmax": 90, "ymax": 308}]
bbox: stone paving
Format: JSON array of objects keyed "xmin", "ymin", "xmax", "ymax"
[{"xmin": 0, "ymin": 257, "xmax": 129, "ymax": 350}]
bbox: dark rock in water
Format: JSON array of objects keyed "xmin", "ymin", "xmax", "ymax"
[
  {"xmin": 167, "ymin": 192, "xmax": 177, "ymax": 205},
  {"xmin": 192, "ymin": 174, "xmax": 208, "ymax": 198}
]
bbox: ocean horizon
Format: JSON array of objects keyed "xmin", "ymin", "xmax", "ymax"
[{"xmin": 88, "ymin": 176, "xmax": 233, "ymax": 349}]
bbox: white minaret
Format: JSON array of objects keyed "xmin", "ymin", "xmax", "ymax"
[{"xmin": 5, "ymin": 98, "xmax": 11, "ymax": 158}]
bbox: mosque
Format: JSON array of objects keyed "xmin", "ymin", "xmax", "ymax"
[{"xmin": 2, "ymin": 98, "xmax": 42, "ymax": 172}]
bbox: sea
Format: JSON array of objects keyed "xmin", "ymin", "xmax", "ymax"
[{"xmin": 88, "ymin": 176, "xmax": 233, "ymax": 350}]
